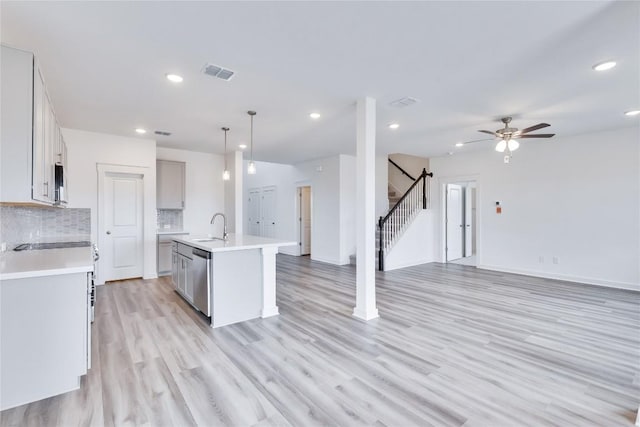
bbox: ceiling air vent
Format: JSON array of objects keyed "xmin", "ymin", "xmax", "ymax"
[
  {"xmin": 154, "ymin": 130, "xmax": 172, "ymax": 136},
  {"xmin": 202, "ymin": 63, "xmax": 235, "ymax": 81},
  {"xmin": 389, "ymin": 97, "xmax": 420, "ymax": 108}
]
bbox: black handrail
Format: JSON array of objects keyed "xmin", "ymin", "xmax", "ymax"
[
  {"xmin": 388, "ymin": 158, "xmax": 416, "ymax": 181},
  {"xmin": 378, "ymin": 168, "xmax": 433, "ymax": 271}
]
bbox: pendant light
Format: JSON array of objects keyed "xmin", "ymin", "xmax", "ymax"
[
  {"xmin": 247, "ymin": 110, "xmax": 257, "ymax": 175},
  {"xmin": 222, "ymin": 127, "xmax": 230, "ymax": 181}
]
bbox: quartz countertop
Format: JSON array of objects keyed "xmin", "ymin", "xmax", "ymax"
[
  {"xmin": 173, "ymin": 234, "xmax": 296, "ymax": 253},
  {"xmin": 157, "ymin": 229, "xmax": 189, "ymax": 235},
  {"xmin": 0, "ymin": 247, "xmax": 94, "ymax": 280}
]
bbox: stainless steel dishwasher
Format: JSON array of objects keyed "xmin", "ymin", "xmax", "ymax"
[{"xmin": 191, "ymin": 248, "xmax": 211, "ymax": 317}]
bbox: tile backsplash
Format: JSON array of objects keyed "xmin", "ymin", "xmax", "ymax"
[
  {"xmin": 157, "ymin": 209, "xmax": 183, "ymax": 230},
  {"xmin": 0, "ymin": 206, "xmax": 91, "ymax": 249}
]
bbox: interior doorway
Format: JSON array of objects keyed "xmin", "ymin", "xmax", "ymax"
[
  {"xmin": 445, "ymin": 181, "xmax": 477, "ymax": 266},
  {"xmin": 297, "ymin": 186, "xmax": 311, "ymax": 256},
  {"xmin": 98, "ymin": 170, "xmax": 144, "ymax": 282}
]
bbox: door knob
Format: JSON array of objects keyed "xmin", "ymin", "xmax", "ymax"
[{"xmin": 106, "ymin": 231, "xmax": 111, "ymax": 235}]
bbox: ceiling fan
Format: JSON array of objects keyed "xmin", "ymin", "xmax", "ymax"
[{"xmin": 462, "ymin": 117, "xmax": 555, "ymax": 156}]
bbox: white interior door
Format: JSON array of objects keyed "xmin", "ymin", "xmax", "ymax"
[
  {"xmin": 247, "ymin": 188, "xmax": 261, "ymax": 236},
  {"xmin": 300, "ymin": 186, "xmax": 311, "ymax": 255},
  {"xmin": 261, "ymin": 187, "xmax": 277, "ymax": 238},
  {"xmin": 102, "ymin": 173, "xmax": 144, "ymax": 281},
  {"xmin": 464, "ymin": 186, "xmax": 473, "ymax": 257},
  {"xmin": 446, "ymin": 184, "xmax": 463, "ymax": 261}
]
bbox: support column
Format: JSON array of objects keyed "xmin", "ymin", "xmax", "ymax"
[
  {"xmin": 353, "ymin": 97, "xmax": 379, "ymax": 321},
  {"xmin": 224, "ymin": 151, "xmax": 243, "ymax": 234},
  {"xmin": 260, "ymin": 246, "xmax": 279, "ymax": 318}
]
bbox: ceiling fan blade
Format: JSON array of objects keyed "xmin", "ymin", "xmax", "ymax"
[
  {"xmin": 461, "ymin": 138, "xmax": 494, "ymax": 145},
  {"xmin": 519, "ymin": 123, "xmax": 550, "ymax": 134},
  {"xmin": 517, "ymin": 133, "xmax": 555, "ymax": 138},
  {"xmin": 478, "ymin": 130, "xmax": 498, "ymax": 136}
]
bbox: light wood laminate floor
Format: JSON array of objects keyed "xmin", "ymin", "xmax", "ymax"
[{"xmin": 2, "ymin": 255, "xmax": 639, "ymax": 426}]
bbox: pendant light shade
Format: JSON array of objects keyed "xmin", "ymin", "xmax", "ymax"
[
  {"xmin": 507, "ymin": 139, "xmax": 520, "ymax": 151},
  {"xmin": 222, "ymin": 127, "xmax": 230, "ymax": 181},
  {"xmin": 247, "ymin": 110, "xmax": 257, "ymax": 175}
]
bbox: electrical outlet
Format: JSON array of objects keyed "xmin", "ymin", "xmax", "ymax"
[
  {"xmin": 163, "ymin": 224, "xmax": 170, "ymax": 229},
  {"xmin": 0, "ymin": 242, "xmax": 6, "ymax": 252},
  {"xmin": 538, "ymin": 256, "xmax": 544, "ymax": 263},
  {"xmin": 552, "ymin": 257, "xmax": 559, "ymax": 265}
]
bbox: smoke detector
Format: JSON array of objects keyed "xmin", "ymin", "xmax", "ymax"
[
  {"xmin": 154, "ymin": 130, "xmax": 172, "ymax": 136},
  {"xmin": 202, "ymin": 63, "xmax": 235, "ymax": 81},
  {"xmin": 389, "ymin": 97, "xmax": 420, "ymax": 108}
]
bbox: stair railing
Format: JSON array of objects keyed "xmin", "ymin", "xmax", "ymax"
[{"xmin": 378, "ymin": 168, "xmax": 433, "ymax": 271}]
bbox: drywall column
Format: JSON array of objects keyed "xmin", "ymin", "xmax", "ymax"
[
  {"xmin": 353, "ymin": 97, "xmax": 379, "ymax": 321},
  {"xmin": 224, "ymin": 151, "xmax": 243, "ymax": 234}
]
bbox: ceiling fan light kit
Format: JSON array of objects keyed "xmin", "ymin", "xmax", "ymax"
[{"xmin": 463, "ymin": 116, "xmax": 555, "ymax": 161}]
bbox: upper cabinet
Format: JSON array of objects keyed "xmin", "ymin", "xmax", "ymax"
[
  {"xmin": 0, "ymin": 45, "xmax": 67, "ymax": 205},
  {"xmin": 157, "ymin": 160, "xmax": 185, "ymax": 209}
]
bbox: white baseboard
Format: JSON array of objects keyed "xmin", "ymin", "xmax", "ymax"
[
  {"xmin": 384, "ymin": 258, "xmax": 432, "ymax": 271},
  {"xmin": 311, "ymin": 255, "xmax": 344, "ymax": 266},
  {"xmin": 477, "ymin": 264, "xmax": 640, "ymax": 292}
]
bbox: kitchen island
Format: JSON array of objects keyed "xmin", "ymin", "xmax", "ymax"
[{"xmin": 171, "ymin": 234, "xmax": 296, "ymax": 328}]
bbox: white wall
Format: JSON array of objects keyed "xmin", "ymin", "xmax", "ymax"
[
  {"xmin": 430, "ymin": 126, "xmax": 640, "ymax": 290},
  {"xmin": 63, "ymin": 128, "xmax": 157, "ymax": 281},
  {"xmin": 243, "ymin": 160, "xmax": 298, "ymax": 255},
  {"xmin": 375, "ymin": 154, "xmax": 389, "ymax": 218},
  {"xmin": 384, "ymin": 211, "xmax": 435, "ymax": 271},
  {"xmin": 293, "ymin": 155, "xmax": 356, "ymax": 265},
  {"xmin": 156, "ymin": 147, "xmax": 225, "ymax": 236},
  {"xmin": 340, "ymin": 155, "xmax": 357, "ymax": 263},
  {"xmin": 389, "ymin": 153, "xmax": 430, "ymax": 195}
]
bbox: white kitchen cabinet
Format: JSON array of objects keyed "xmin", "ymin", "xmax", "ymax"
[
  {"xmin": 157, "ymin": 160, "xmax": 185, "ymax": 209},
  {"xmin": 1, "ymin": 272, "xmax": 90, "ymax": 410},
  {"xmin": 0, "ymin": 45, "xmax": 62, "ymax": 205}
]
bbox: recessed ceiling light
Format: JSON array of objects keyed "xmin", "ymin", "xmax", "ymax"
[
  {"xmin": 455, "ymin": 142, "xmax": 464, "ymax": 147},
  {"xmin": 389, "ymin": 123, "xmax": 400, "ymax": 130},
  {"xmin": 166, "ymin": 73, "xmax": 183, "ymax": 83},
  {"xmin": 592, "ymin": 61, "xmax": 616, "ymax": 71},
  {"xmin": 309, "ymin": 112, "xmax": 321, "ymax": 119},
  {"xmin": 624, "ymin": 110, "xmax": 640, "ymax": 116},
  {"xmin": 238, "ymin": 144, "xmax": 247, "ymax": 150},
  {"xmin": 135, "ymin": 128, "xmax": 147, "ymax": 134}
]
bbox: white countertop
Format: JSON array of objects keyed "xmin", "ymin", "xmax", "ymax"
[
  {"xmin": 0, "ymin": 247, "xmax": 94, "ymax": 280},
  {"xmin": 173, "ymin": 234, "xmax": 297, "ymax": 253},
  {"xmin": 157, "ymin": 230, "xmax": 189, "ymax": 235}
]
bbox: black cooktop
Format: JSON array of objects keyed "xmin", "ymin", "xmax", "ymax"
[{"xmin": 13, "ymin": 241, "xmax": 92, "ymax": 251}]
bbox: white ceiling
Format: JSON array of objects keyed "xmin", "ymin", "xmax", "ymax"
[{"xmin": 1, "ymin": 1, "xmax": 638, "ymax": 164}]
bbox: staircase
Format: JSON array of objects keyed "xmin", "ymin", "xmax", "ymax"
[{"xmin": 350, "ymin": 166, "xmax": 433, "ymax": 270}]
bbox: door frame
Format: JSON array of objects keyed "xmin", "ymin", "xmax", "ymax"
[
  {"xmin": 438, "ymin": 175, "xmax": 481, "ymax": 265},
  {"xmin": 295, "ymin": 181, "xmax": 312, "ymax": 257},
  {"xmin": 296, "ymin": 185, "xmax": 312, "ymax": 256},
  {"xmin": 97, "ymin": 163, "xmax": 150, "ymax": 285},
  {"xmin": 445, "ymin": 183, "xmax": 464, "ymax": 262}
]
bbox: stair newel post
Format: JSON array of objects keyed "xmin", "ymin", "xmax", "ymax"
[
  {"xmin": 378, "ymin": 216, "xmax": 384, "ymax": 271},
  {"xmin": 422, "ymin": 168, "xmax": 427, "ymax": 209}
]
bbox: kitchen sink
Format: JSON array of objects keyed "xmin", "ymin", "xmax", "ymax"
[{"xmin": 191, "ymin": 237, "xmax": 224, "ymax": 242}]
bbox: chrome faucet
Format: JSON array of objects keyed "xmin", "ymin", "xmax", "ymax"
[{"xmin": 210, "ymin": 213, "xmax": 228, "ymax": 241}]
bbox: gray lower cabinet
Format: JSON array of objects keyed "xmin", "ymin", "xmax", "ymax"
[
  {"xmin": 174, "ymin": 243, "xmax": 194, "ymax": 303},
  {"xmin": 158, "ymin": 233, "xmax": 188, "ymax": 276}
]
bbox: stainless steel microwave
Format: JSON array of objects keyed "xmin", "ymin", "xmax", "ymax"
[{"xmin": 54, "ymin": 163, "xmax": 67, "ymax": 205}]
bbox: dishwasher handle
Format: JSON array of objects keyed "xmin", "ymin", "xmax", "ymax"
[{"xmin": 192, "ymin": 248, "xmax": 211, "ymax": 259}]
